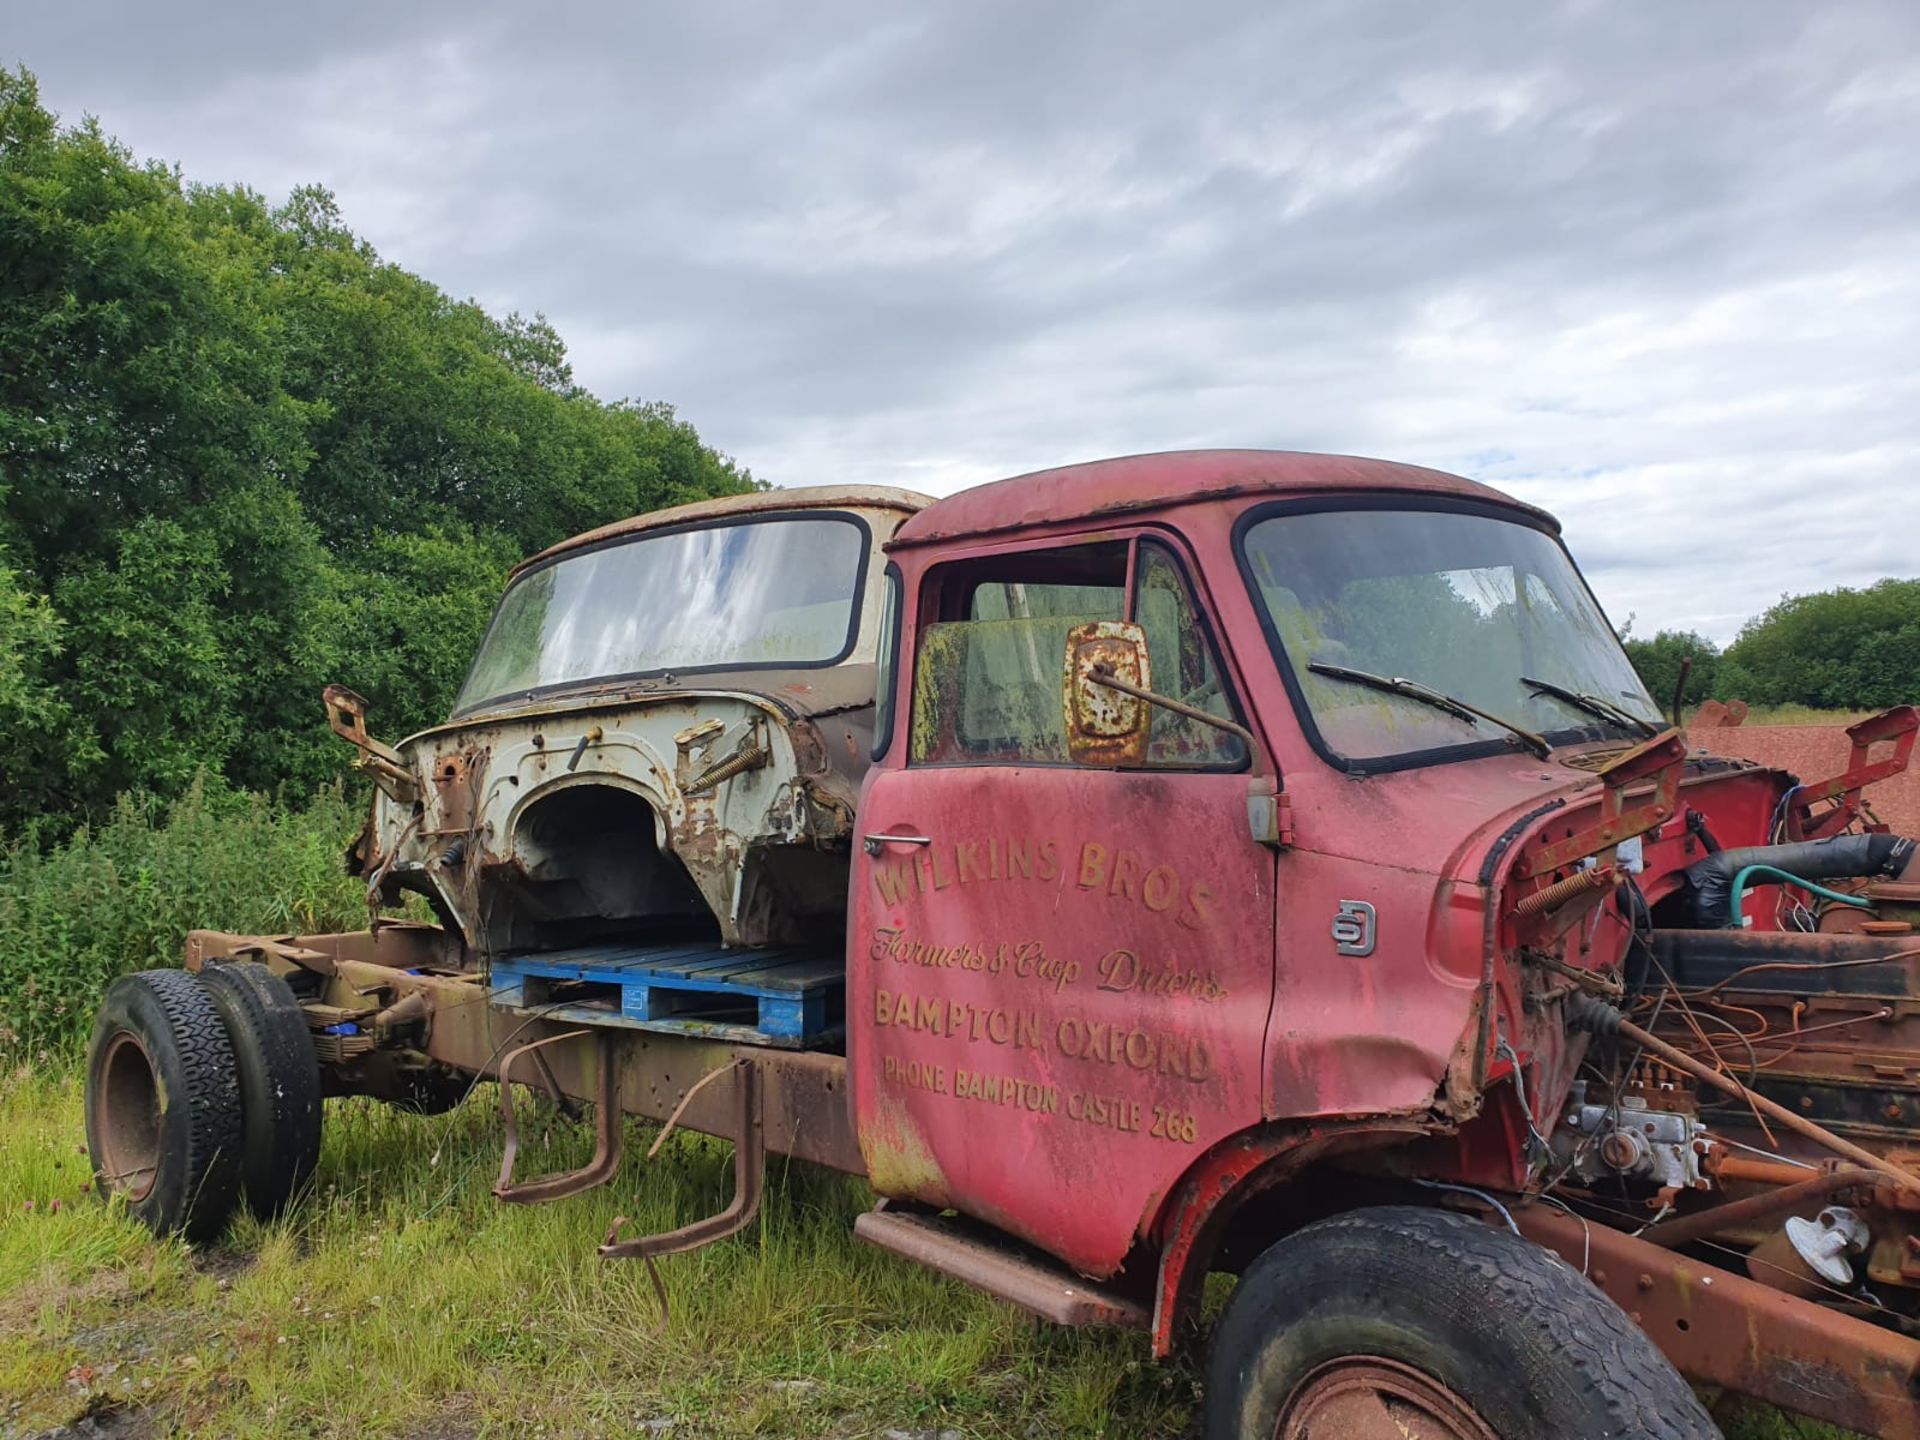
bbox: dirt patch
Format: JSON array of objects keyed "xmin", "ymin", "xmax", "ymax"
[
  {"xmin": 187, "ymin": 1248, "xmax": 255, "ymax": 1284},
  {"xmin": 0, "ymin": 1266, "xmax": 132, "ymax": 1338},
  {"xmin": 16, "ymin": 1398, "xmax": 161, "ymax": 1440},
  {"xmin": 400, "ymin": 1397, "xmax": 481, "ymax": 1440}
]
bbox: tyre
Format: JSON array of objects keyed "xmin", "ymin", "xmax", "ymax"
[
  {"xmin": 1205, "ymin": 1205, "xmax": 1720, "ymax": 1440},
  {"xmin": 84, "ymin": 969, "xmax": 244, "ymax": 1243},
  {"xmin": 196, "ymin": 960, "xmax": 323, "ymax": 1217}
]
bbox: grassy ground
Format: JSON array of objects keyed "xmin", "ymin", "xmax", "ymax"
[
  {"xmin": 0, "ymin": 1074, "xmax": 1853, "ymax": 1440},
  {"xmin": 0, "ymin": 1073, "xmax": 1193, "ymax": 1440}
]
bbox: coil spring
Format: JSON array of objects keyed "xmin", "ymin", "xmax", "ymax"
[
  {"xmin": 1515, "ymin": 863, "xmax": 1616, "ymax": 918},
  {"xmin": 684, "ymin": 742, "xmax": 770, "ymax": 795}
]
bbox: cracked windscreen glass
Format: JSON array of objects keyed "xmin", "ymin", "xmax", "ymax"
[
  {"xmin": 456, "ymin": 515, "xmax": 866, "ymax": 713},
  {"xmin": 1240, "ymin": 507, "xmax": 1660, "ymax": 765}
]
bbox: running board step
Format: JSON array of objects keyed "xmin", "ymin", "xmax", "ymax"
[{"xmin": 854, "ymin": 1205, "xmax": 1150, "ymax": 1330}]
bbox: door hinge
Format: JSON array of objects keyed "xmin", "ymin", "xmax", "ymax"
[{"xmin": 1247, "ymin": 782, "xmax": 1293, "ymax": 848}]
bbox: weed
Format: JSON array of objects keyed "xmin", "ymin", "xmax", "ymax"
[{"xmin": 0, "ymin": 780, "xmax": 366, "ymax": 1061}]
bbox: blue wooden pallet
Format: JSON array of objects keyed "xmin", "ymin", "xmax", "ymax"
[{"xmin": 489, "ymin": 938, "xmax": 843, "ymax": 1048}]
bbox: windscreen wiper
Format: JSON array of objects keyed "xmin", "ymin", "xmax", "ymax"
[
  {"xmin": 1307, "ymin": 662, "xmax": 1552, "ymax": 759},
  {"xmin": 1521, "ymin": 676, "xmax": 1659, "ymax": 738}
]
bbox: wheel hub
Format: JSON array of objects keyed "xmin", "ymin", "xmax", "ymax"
[
  {"xmin": 1279, "ymin": 1356, "xmax": 1500, "ymax": 1440},
  {"xmin": 93, "ymin": 1031, "xmax": 162, "ymax": 1202}
]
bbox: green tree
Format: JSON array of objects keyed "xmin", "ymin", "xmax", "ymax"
[
  {"xmin": 0, "ymin": 563, "xmax": 79, "ymax": 817},
  {"xmin": 0, "ymin": 64, "xmax": 750, "ymax": 828},
  {"xmin": 53, "ymin": 519, "xmax": 238, "ymax": 797},
  {"xmin": 1620, "ymin": 628, "xmax": 1720, "ymax": 714},
  {"xmin": 1718, "ymin": 579, "xmax": 1920, "ymax": 709}
]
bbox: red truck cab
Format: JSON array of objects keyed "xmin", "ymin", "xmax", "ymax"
[
  {"xmin": 845, "ymin": 450, "xmax": 1920, "ymax": 1436},
  {"xmin": 851, "ymin": 450, "xmax": 1656, "ymax": 1267}
]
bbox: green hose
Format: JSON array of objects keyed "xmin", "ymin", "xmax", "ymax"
[{"xmin": 1730, "ymin": 864, "xmax": 1875, "ymax": 928}]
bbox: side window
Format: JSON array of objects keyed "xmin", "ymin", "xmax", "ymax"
[
  {"xmin": 871, "ymin": 566, "xmax": 902, "ymax": 760},
  {"xmin": 909, "ymin": 539, "xmax": 1246, "ymax": 769},
  {"xmin": 1135, "ymin": 543, "xmax": 1246, "ymax": 767}
]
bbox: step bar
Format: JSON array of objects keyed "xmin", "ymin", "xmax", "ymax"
[{"xmin": 855, "ymin": 1203, "xmax": 1149, "ymax": 1331}]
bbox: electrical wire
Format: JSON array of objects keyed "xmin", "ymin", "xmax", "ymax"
[
  {"xmin": 1549, "ymin": 1187, "xmax": 1874, "ymax": 1312},
  {"xmin": 1665, "ymin": 1007, "xmax": 1763, "ymax": 1087},
  {"xmin": 1714, "ymin": 1133, "xmax": 1818, "ymax": 1170},
  {"xmin": 427, "ymin": 997, "xmax": 584, "ymax": 1168},
  {"xmin": 1495, "ymin": 1038, "xmax": 1554, "ymax": 1160},
  {"xmin": 1766, "ymin": 783, "xmax": 1803, "ymax": 844},
  {"xmin": 1679, "ymin": 948, "xmax": 1920, "ymax": 1001},
  {"xmin": 1412, "ymin": 1179, "xmax": 1520, "ymax": 1235},
  {"xmin": 1645, "ymin": 947, "xmax": 1778, "ymax": 1146},
  {"xmin": 1532, "ymin": 1193, "xmax": 1593, "ymax": 1275}
]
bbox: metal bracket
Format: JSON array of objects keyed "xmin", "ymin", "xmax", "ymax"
[
  {"xmin": 492, "ymin": 1044, "xmax": 767, "ymax": 1326},
  {"xmin": 322, "ymin": 684, "xmax": 420, "ymax": 806},
  {"xmin": 1788, "ymin": 705, "xmax": 1919, "ymax": 841},
  {"xmin": 601, "ymin": 1059, "xmax": 764, "ymax": 1263},
  {"xmin": 1516, "ymin": 729, "xmax": 1686, "ymax": 877},
  {"xmin": 493, "ymin": 1031, "xmax": 622, "ymax": 1204}
]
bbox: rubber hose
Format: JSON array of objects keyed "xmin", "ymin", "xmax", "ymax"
[
  {"xmin": 1728, "ymin": 864, "xmax": 1874, "ymax": 928},
  {"xmin": 1684, "ymin": 833, "xmax": 1914, "ymax": 928}
]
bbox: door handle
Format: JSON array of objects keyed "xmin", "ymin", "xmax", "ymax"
[{"xmin": 863, "ymin": 833, "xmax": 932, "ymax": 856}]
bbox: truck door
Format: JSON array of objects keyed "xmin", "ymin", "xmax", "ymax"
[{"xmin": 849, "ymin": 534, "xmax": 1275, "ymax": 1279}]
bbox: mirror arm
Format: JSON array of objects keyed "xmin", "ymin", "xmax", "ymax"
[{"xmin": 1087, "ymin": 664, "xmax": 1259, "ymax": 755}]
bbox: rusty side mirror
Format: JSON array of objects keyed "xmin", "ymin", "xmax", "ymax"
[{"xmin": 1063, "ymin": 620, "xmax": 1153, "ymax": 766}]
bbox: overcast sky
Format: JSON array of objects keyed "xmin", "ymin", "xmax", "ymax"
[{"xmin": 12, "ymin": 2, "xmax": 1920, "ymax": 641}]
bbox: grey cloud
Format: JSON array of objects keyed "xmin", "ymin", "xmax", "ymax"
[{"xmin": 12, "ymin": 0, "xmax": 1920, "ymax": 641}]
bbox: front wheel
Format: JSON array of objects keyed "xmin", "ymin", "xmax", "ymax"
[{"xmin": 1205, "ymin": 1205, "xmax": 1720, "ymax": 1440}]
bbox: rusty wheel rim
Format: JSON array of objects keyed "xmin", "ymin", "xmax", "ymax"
[
  {"xmin": 1278, "ymin": 1357, "xmax": 1500, "ymax": 1440},
  {"xmin": 93, "ymin": 1031, "xmax": 162, "ymax": 1202}
]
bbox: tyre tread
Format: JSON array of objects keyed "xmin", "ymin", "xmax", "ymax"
[
  {"xmin": 1211, "ymin": 1204, "xmax": 1720, "ymax": 1440},
  {"xmin": 1301, "ymin": 1208, "xmax": 1717, "ymax": 1438},
  {"xmin": 91, "ymin": 969, "xmax": 245, "ymax": 1241},
  {"xmin": 196, "ymin": 960, "xmax": 322, "ymax": 1217}
]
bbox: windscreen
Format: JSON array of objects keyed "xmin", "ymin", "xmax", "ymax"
[
  {"xmin": 1240, "ymin": 507, "xmax": 1660, "ymax": 765},
  {"xmin": 455, "ymin": 515, "xmax": 866, "ymax": 713}
]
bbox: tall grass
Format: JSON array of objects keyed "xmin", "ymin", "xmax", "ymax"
[
  {"xmin": 0, "ymin": 1075, "xmax": 1193, "ymax": 1439},
  {"xmin": 0, "ymin": 1076, "xmax": 1844, "ymax": 1439},
  {"xmin": 0, "ymin": 780, "xmax": 367, "ymax": 1061}
]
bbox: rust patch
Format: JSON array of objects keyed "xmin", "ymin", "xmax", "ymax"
[
  {"xmin": 1516, "ymin": 1202, "xmax": 1920, "ymax": 1439},
  {"xmin": 427, "ymin": 746, "xmax": 487, "ymax": 836},
  {"xmin": 1065, "ymin": 620, "xmax": 1153, "ymax": 767}
]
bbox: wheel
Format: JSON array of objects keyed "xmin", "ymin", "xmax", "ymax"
[
  {"xmin": 1205, "ymin": 1205, "xmax": 1720, "ymax": 1440},
  {"xmin": 196, "ymin": 960, "xmax": 323, "ymax": 1217},
  {"xmin": 84, "ymin": 970, "xmax": 244, "ymax": 1243}
]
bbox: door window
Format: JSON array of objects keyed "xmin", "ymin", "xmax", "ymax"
[
  {"xmin": 909, "ymin": 539, "xmax": 1246, "ymax": 768},
  {"xmin": 870, "ymin": 566, "xmax": 903, "ymax": 760}
]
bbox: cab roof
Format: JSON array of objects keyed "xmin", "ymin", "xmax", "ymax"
[
  {"xmin": 511, "ymin": 483, "xmax": 933, "ymax": 580},
  {"xmin": 890, "ymin": 449, "xmax": 1554, "ymax": 549}
]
